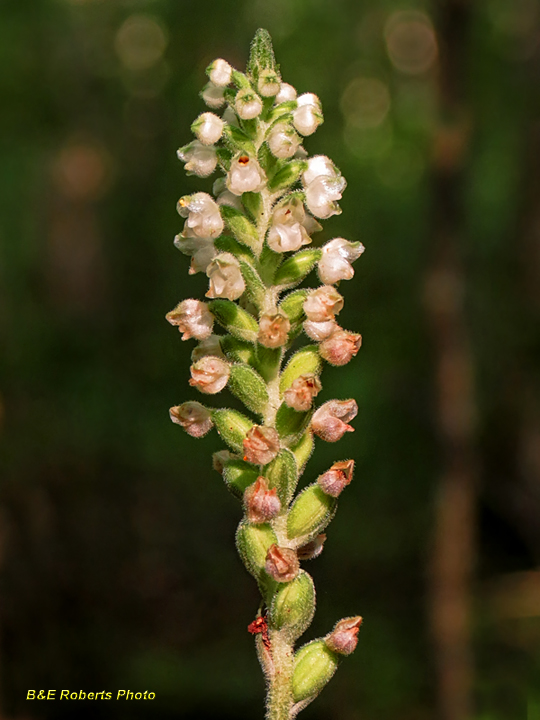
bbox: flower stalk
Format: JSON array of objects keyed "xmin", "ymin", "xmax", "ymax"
[{"xmin": 168, "ymin": 29, "xmax": 363, "ymax": 719}]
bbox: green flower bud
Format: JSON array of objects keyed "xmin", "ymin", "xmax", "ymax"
[
  {"xmin": 290, "ymin": 430, "xmax": 314, "ymax": 472},
  {"xmin": 236, "ymin": 521, "xmax": 278, "ymax": 600},
  {"xmin": 248, "ymin": 28, "xmax": 277, "ymax": 77},
  {"xmin": 270, "ymin": 570, "xmax": 315, "ymax": 641},
  {"xmin": 280, "ymin": 346, "xmax": 321, "ymax": 393},
  {"xmin": 208, "ymin": 299, "xmax": 259, "ymax": 343},
  {"xmin": 265, "ymin": 448, "xmax": 298, "ymax": 504},
  {"xmin": 267, "ymin": 160, "xmax": 308, "ymax": 193},
  {"xmin": 228, "ymin": 364, "xmax": 269, "ymax": 416},
  {"xmin": 274, "ymin": 249, "xmax": 322, "ymax": 288},
  {"xmin": 212, "ymin": 408, "xmax": 253, "ymax": 452},
  {"xmin": 222, "ymin": 457, "xmax": 259, "ymax": 498},
  {"xmin": 292, "ymin": 640, "xmax": 339, "ymax": 703},
  {"xmin": 287, "ymin": 485, "xmax": 337, "ymax": 541},
  {"xmin": 220, "ymin": 205, "xmax": 259, "ymax": 251}
]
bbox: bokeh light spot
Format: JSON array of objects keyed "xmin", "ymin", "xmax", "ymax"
[
  {"xmin": 384, "ymin": 11, "xmax": 438, "ymax": 75},
  {"xmin": 52, "ymin": 142, "xmax": 111, "ymax": 201},
  {"xmin": 115, "ymin": 15, "xmax": 168, "ymax": 71},
  {"xmin": 341, "ymin": 77, "xmax": 391, "ymax": 129}
]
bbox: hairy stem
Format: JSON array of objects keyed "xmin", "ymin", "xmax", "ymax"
[{"xmin": 266, "ymin": 631, "xmax": 294, "ymax": 720}]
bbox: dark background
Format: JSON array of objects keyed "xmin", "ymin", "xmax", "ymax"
[{"xmin": 1, "ymin": 0, "xmax": 540, "ymax": 718}]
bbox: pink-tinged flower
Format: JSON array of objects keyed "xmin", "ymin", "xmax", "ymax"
[
  {"xmin": 267, "ymin": 197, "xmax": 319, "ymax": 253},
  {"xmin": 212, "ymin": 449, "xmax": 236, "ymax": 474},
  {"xmin": 169, "ymin": 401, "xmax": 213, "ymax": 438},
  {"xmin": 166, "ymin": 299, "xmax": 214, "ymax": 341},
  {"xmin": 297, "ymin": 534, "xmax": 326, "ymax": 560},
  {"xmin": 205, "ymin": 253, "xmax": 245, "ymax": 300},
  {"xmin": 258, "ymin": 313, "xmax": 291, "ymax": 349},
  {"xmin": 267, "ymin": 123, "xmax": 301, "ymax": 159},
  {"xmin": 304, "ymin": 285, "xmax": 344, "ymax": 322},
  {"xmin": 201, "ymin": 81, "xmax": 226, "ymax": 109},
  {"xmin": 235, "ymin": 89, "xmax": 263, "ymax": 119},
  {"xmin": 302, "ymin": 155, "xmax": 340, "ymax": 186},
  {"xmin": 317, "ymin": 459, "xmax": 355, "ymax": 497},
  {"xmin": 319, "ymin": 329, "xmax": 362, "ymax": 366},
  {"xmin": 177, "ymin": 192, "xmax": 224, "ymax": 239},
  {"xmin": 303, "ymin": 319, "xmax": 339, "ymax": 341},
  {"xmin": 283, "ymin": 374, "xmax": 322, "ymax": 412},
  {"xmin": 325, "ymin": 616, "xmax": 363, "ymax": 656},
  {"xmin": 177, "ymin": 141, "xmax": 218, "ymax": 177},
  {"xmin": 243, "ymin": 425, "xmax": 280, "ymax": 465},
  {"xmin": 318, "ymin": 238, "xmax": 365, "ymax": 284},
  {"xmin": 293, "ymin": 93, "xmax": 323, "ymax": 136},
  {"xmin": 265, "ymin": 544, "xmax": 300, "ymax": 583},
  {"xmin": 191, "ymin": 334, "xmax": 225, "ymax": 362},
  {"xmin": 189, "ymin": 356, "xmax": 230, "ymax": 394},
  {"xmin": 207, "ymin": 58, "xmax": 232, "ymax": 87},
  {"xmin": 244, "ymin": 477, "xmax": 281, "ymax": 524},
  {"xmin": 192, "ymin": 112, "xmax": 224, "ymax": 145},
  {"xmin": 275, "ymin": 82, "xmax": 297, "ymax": 104},
  {"xmin": 311, "ymin": 399, "xmax": 358, "ymax": 442},
  {"xmin": 305, "ymin": 174, "xmax": 346, "ymax": 219},
  {"xmin": 227, "ymin": 154, "xmax": 266, "ymax": 196}
]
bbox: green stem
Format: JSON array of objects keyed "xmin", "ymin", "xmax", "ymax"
[{"xmin": 266, "ymin": 630, "xmax": 294, "ymax": 720}]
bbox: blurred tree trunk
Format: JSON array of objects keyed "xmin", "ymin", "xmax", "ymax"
[{"xmin": 426, "ymin": 2, "xmax": 478, "ymax": 719}]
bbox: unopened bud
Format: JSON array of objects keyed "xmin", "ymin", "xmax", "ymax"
[
  {"xmin": 270, "ymin": 570, "xmax": 315, "ymax": 641},
  {"xmin": 207, "ymin": 58, "xmax": 232, "ymax": 87},
  {"xmin": 325, "ymin": 616, "xmax": 363, "ymax": 656},
  {"xmin": 166, "ymin": 299, "xmax": 214, "ymax": 340},
  {"xmin": 258, "ymin": 313, "xmax": 291, "ymax": 349},
  {"xmin": 287, "ymin": 485, "xmax": 336, "ymax": 540},
  {"xmin": 318, "ymin": 460, "xmax": 354, "ymax": 497},
  {"xmin": 201, "ymin": 81, "xmax": 225, "ymax": 109},
  {"xmin": 284, "ymin": 374, "xmax": 321, "ymax": 412},
  {"xmin": 265, "ymin": 544, "xmax": 300, "ymax": 583},
  {"xmin": 303, "ymin": 319, "xmax": 338, "ymax": 341},
  {"xmin": 244, "ymin": 477, "xmax": 281, "ymax": 524},
  {"xmin": 275, "ymin": 82, "xmax": 297, "ymax": 103},
  {"xmin": 235, "ymin": 88, "xmax": 263, "ymax": 119},
  {"xmin": 318, "ymin": 238, "xmax": 364, "ymax": 284},
  {"xmin": 177, "ymin": 141, "xmax": 218, "ymax": 178},
  {"xmin": 243, "ymin": 425, "xmax": 280, "ymax": 465},
  {"xmin": 311, "ymin": 399, "xmax": 358, "ymax": 442},
  {"xmin": 297, "ymin": 534, "xmax": 326, "ymax": 560},
  {"xmin": 169, "ymin": 401, "xmax": 213, "ymax": 438},
  {"xmin": 267, "ymin": 123, "xmax": 301, "ymax": 159},
  {"xmin": 236, "ymin": 522, "xmax": 278, "ymax": 598},
  {"xmin": 304, "ymin": 285, "xmax": 344, "ymax": 322},
  {"xmin": 189, "ymin": 356, "xmax": 230, "ymax": 394},
  {"xmin": 191, "ymin": 112, "xmax": 224, "ymax": 145},
  {"xmin": 227, "ymin": 154, "xmax": 266, "ymax": 196},
  {"xmin": 177, "ymin": 192, "xmax": 224, "ymax": 239},
  {"xmin": 257, "ymin": 68, "xmax": 281, "ymax": 97},
  {"xmin": 212, "ymin": 408, "xmax": 253, "ymax": 453},
  {"xmin": 319, "ymin": 329, "xmax": 362, "ymax": 366},
  {"xmin": 206, "ymin": 253, "xmax": 246, "ymax": 301},
  {"xmin": 292, "ymin": 640, "xmax": 339, "ymax": 703}
]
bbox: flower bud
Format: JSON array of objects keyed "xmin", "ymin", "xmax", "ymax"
[
  {"xmin": 244, "ymin": 477, "xmax": 281, "ymax": 524},
  {"xmin": 227, "ymin": 154, "xmax": 266, "ymax": 196},
  {"xmin": 270, "ymin": 570, "xmax": 315, "ymax": 640},
  {"xmin": 317, "ymin": 460, "xmax": 354, "ymax": 497},
  {"xmin": 303, "ymin": 319, "xmax": 338, "ymax": 341},
  {"xmin": 325, "ymin": 616, "xmax": 363, "ymax": 656},
  {"xmin": 305, "ymin": 175, "xmax": 346, "ymax": 219},
  {"xmin": 177, "ymin": 192, "xmax": 224, "ymax": 239},
  {"xmin": 287, "ymin": 485, "xmax": 336, "ymax": 540},
  {"xmin": 304, "ymin": 285, "xmax": 344, "ymax": 322},
  {"xmin": 267, "ymin": 123, "xmax": 301, "ymax": 159},
  {"xmin": 189, "ymin": 356, "xmax": 230, "ymax": 394},
  {"xmin": 235, "ymin": 88, "xmax": 263, "ymax": 119},
  {"xmin": 319, "ymin": 329, "xmax": 362, "ymax": 366},
  {"xmin": 212, "ymin": 408, "xmax": 253, "ymax": 453},
  {"xmin": 318, "ymin": 238, "xmax": 365, "ymax": 284},
  {"xmin": 275, "ymin": 82, "xmax": 297, "ymax": 103},
  {"xmin": 284, "ymin": 374, "xmax": 321, "ymax": 412},
  {"xmin": 201, "ymin": 81, "xmax": 226, "ymax": 108},
  {"xmin": 258, "ymin": 313, "xmax": 291, "ymax": 349},
  {"xmin": 257, "ymin": 68, "xmax": 281, "ymax": 97},
  {"xmin": 297, "ymin": 534, "xmax": 326, "ymax": 560},
  {"xmin": 292, "ymin": 640, "xmax": 339, "ymax": 703},
  {"xmin": 206, "ymin": 253, "xmax": 246, "ymax": 300},
  {"xmin": 293, "ymin": 93, "xmax": 323, "ymax": 136},
  {"xmin": 191, "ymin": 334, "xmax": 225, "ymax": 362},
  {"xmin": 243, "ymin": 425, "xmax": 280, "ymax": 465},
  {"xmin": 174, "ymin": 232, "xmax": 216, "ymax": 275},
  {"xmin": 212, "ymin": 449, "xmax": 235, "ymax": 474},
  {"xmin": 166, "ymin": 299, "xmax": 214, "ymax": 340},
  {"xmin": 177, "ymin": 141, "xmax": 218, "ymax": 177},
  {"xmin": 169, "ymin": 401, "xmax": 213, "ymax": 438},
  {"xmin": 311, "ymin": 399, "xmax": 358, "ymax": 442},
  {"xmin": 236, "ymin": 522, "xmax": 278, "ymax": 594},
  {"xmin": 191, "ymin": 112, "xmax": 224, "ymax": 145},
  {"xmin": 207, "ymin": 58, "xmax": 232, "ymax": 87},
  {"xmin": 265, "ymin": 544, "xmax": 300, "ymax": 583}
]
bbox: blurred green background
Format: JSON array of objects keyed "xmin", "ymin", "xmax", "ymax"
[{"xmin": 1, "ymin": 0, "xmax": 540, "ymax": 718}]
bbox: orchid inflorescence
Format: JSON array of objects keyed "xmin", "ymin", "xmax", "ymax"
[{"xmin": 168, "ymin": 29, "xmax": 364, "ymax": 720}]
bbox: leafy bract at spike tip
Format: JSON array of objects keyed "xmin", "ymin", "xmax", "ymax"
[{"xmin": 248, "ymin": 28, "xmax": 278, "ymax": 78}]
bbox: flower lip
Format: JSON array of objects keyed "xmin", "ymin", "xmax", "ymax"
[{"xmin": 238, "ymin": 155, "xmax": 249, "ymax": 165}]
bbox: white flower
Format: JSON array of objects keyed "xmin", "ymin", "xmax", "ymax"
[
  {"xmin": 303, "ymin": 319, "xmax": 338, "ymax": 341},
  {"xmin": 189, "ymin": 356, "xmax": 230, "ymax": 394},
  {"xmin": 174, "ymin": 231, "xmax": 216, "ymax": 275},
  {"xmin": 293, "ymin": 93, "xmax": 323, "ymax": 136},
  {"xmin": 318, "ymin": 238, "xmax": 365, "ymax": 284},
  {"xmin": 177, "ymin": 192, "xmax": 224, "ymax": 239},
  {"xmin": 207, "ymin": 58, "xmax": 232, "ymax": 87},
  {"xmin": 267, "ymin": 197, "xmax": 314, "ymax": 253},
  {"xmin": 257, "ymin": 68, "xmax": 281, "ymax": 97},
  {"xmin": 166, "ymin": 299, "xmax": 214, "ymax": 340},
  {"xmin": 304, "ymin": 285, "xmax": 344, "ymax": 322},
  {"xmin": 201, "ymin": 82, "xmax": 225, "ymax": 109},
  {"xmin": 302, "ymin": 155, "xmax": 339, "ymax": 186},
  {"xmin": 192, "ymin": 112, "xmax": 224, "ymax": 145},
  {"xmin": 226, "ymin": 154, "xmax": 266, "ymax": 196},
  {"xmin": 275, "ymin": 83, "xmax": 297, "ymax": 104},
  {"xmin": 258, "ymin": 313, "xmax": 291, "ymax": 348},
  {"xmin": 177, "ymin": 141, "xmax": 217, "ymax": 178},
  {"xmin": 305, "ymin": 174, "xmax": 346, "ymax": 219},
  {"xmin": 206, "ymin": 252, "xmax": 245, "ymax": 300},
  {"xmin": 235, "ymin": 88, "xmax": 263, "ymax": 120},
  {"xmin": 267, "ymin": 123, "xmax": 301, "ymax": 159},
  {"xmin": 191, "ymin": 334, "xmax": 225, "ymax": 362},
  {"xmin": 170, "ymin": 402, "xmax": 213, "ymax": 438}
]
